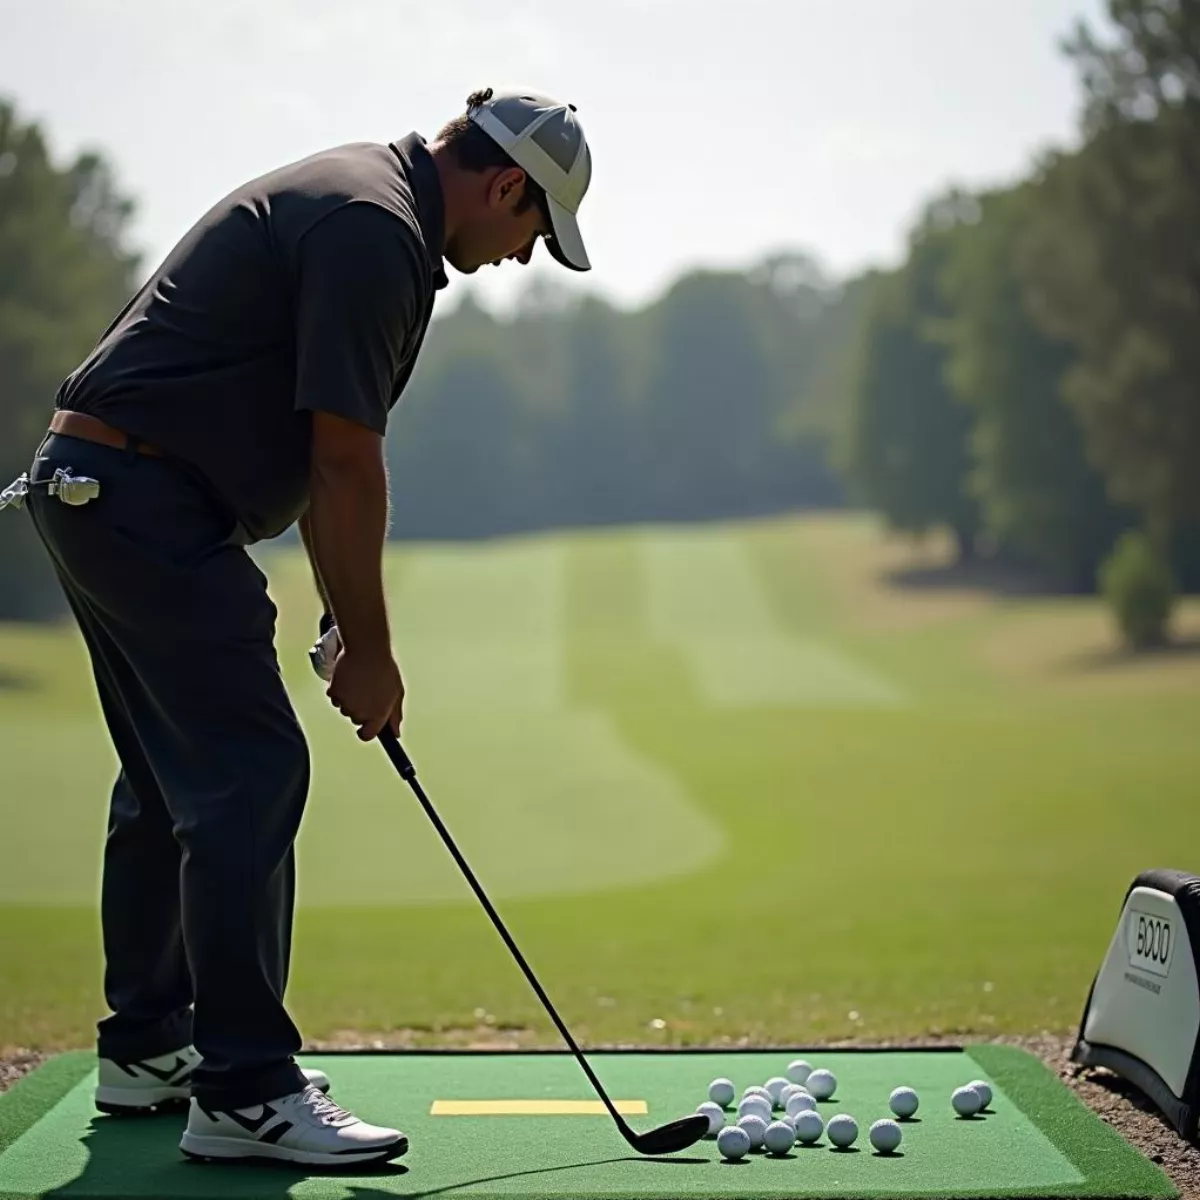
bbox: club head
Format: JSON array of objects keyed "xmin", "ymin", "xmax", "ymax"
[{"xmin": 627, "ymin": 1113, "xmax": 710, "ymax": 1156}]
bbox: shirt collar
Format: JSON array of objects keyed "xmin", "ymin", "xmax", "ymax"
[{"xmin": 392, "ymin": 131, "xmax": 448, "ymax": 291}]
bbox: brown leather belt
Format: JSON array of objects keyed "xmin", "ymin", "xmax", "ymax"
[{"xmin": 49, "ymin": 410, "xmax": 164, "ymax": 458}]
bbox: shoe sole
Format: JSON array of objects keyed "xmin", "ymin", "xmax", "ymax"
[
  {"xmin": 95, "ymin": 1086, "xmax": 191, "ymax": 1116},
  {"xmin": 96, "ymin": 1080, "xmax": 330, "ymax": 1117},
  {"xmin": 179, "ymin": 1132, "xmax": 408, "ymax": 1167}
]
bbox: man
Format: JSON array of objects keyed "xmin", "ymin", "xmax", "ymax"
[{"xmin": 18, "ymin": 87, "xmax": 592, "ymax": 1169}]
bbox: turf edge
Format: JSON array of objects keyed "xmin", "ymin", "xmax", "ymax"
[
  {"xmin": 0, "ymin": 1051, "xmax": 95, "ymax": 1200},
  {"xmin": 967, "ymin": 1044, "xmax": 1178, "ymax": 1199},
  {"xmin": 0, "ymin": 1051, "xmax": 94, "ymax": 1160}
]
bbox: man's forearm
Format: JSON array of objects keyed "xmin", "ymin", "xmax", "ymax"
[
  {"xmin": 298, "ymin": 509, "xmax": 331, "ymax": 614},
  {"xmin": 305, "ymin": 453, "xmax": 391, "ymax": 655}
]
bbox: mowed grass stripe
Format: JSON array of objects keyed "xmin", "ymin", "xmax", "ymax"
[
  {"xmin": 295, "ymin": 707, "xmax": 726, "ymax": 905},
  {"xmin": 291, "ymin": 532, "xmax": 723, "ymax": 905},
  {"xmin": 390, "ymin": 538, "xmax": 567, "ymax": 712},
  {"xmin": 563, "ymin": 530, "xmax": 699, "ymax": 711},
  {"xmin": 639, "ymin": 526, "xmax": 904, "ymax": 707}
]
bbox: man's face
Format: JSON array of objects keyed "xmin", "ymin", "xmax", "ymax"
[{"xmin": 445, "ymin": 167, "xmax": 552, "ymax": 275}]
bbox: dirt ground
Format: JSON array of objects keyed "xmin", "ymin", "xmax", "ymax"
[{"xmin": 2, "ymin": 1032, "xmax": 1197, "ymax": 1196}]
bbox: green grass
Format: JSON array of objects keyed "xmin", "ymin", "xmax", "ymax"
[{"xmin": 2, "ymin": 513, "xmax": 1199, "ymax": 1050}]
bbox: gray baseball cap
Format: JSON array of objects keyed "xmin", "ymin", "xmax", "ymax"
[{"xmin": 467, "ymin": 88, "xmax": 592, "ymax": 272}]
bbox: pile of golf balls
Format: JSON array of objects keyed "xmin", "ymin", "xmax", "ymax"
[{"xmin": 700, "ymin": 1060, "xmax": 994, "ymax": 1162}]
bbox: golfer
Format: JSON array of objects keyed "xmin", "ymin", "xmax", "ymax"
[{"xmin": 21, "ymin": 88, "xmax": 592, "ymax": 1169}]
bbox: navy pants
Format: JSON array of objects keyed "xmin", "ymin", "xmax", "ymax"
[{"xmin": 26, "ymin": 432, "xmax": 310, "ymax": 1110}]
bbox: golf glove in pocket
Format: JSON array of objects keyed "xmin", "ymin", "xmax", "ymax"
[{"xmin": 309, "ymin": 612, "xmax": 342, "ymax": 682}]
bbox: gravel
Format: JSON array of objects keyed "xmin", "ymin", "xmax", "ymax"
[{"xmin": 2, "ymin": 1033, "xmax": 1197, "ymax": 1194}]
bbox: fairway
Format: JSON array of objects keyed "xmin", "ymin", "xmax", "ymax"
[{"xmin": 2, "ymin": 514, "xmax": 1200, "ymax": 1049}]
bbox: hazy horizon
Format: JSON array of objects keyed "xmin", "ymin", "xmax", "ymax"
[{"xmin": 3, "ymin": 0, "xmax": 1106, "ymax": 311}]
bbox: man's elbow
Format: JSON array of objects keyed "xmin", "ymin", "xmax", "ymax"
[{"xmin": 310, "ymin": 410, "xmax": 385, "ymax": 478}]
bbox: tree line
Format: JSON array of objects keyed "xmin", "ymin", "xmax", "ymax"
[
  {"xmin": 844, "ymin": 0, "xmax": 1199, "ymax": 641},
  {"xmin": 2, "ymin": 0, "xmax": 1197, "ymax": 645}
]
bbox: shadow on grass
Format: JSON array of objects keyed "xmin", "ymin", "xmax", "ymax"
[
  {"xmin": 882, "ymin": 557, "xmax": 1075, "ymax": 598},
  {"xmin": 0, "ymin": 669, "xmax": 34, "ymax": 692},
  {"xmin": 1062, "ymin": 637, "xmax": 1200, "ymax": 672},
  {"xmin": 43, "ymin": 1113, "xmax": 707, "ymax": 1199}
]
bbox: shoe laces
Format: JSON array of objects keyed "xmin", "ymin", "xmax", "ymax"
[{"xmin": 302, "ymin": 1085, "xmax": 354, "ymax": 1125}]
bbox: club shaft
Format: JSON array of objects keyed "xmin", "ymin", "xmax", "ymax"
[{"xmin": 377, "ymin": 729, "xmax": 633, "ymax": 1140}]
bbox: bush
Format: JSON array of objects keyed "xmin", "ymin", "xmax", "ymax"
[{"xmin": 1099, "ymin": 531, "xmax": 1176, "ymax": 650}]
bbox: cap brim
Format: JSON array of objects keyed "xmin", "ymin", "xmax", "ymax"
[{"xmin": 545, "ymin": 193, "xmax": 590, "ymax": 272}]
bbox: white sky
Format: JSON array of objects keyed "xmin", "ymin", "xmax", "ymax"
[{"xmin": 1, "ymin": 0, "xmax": 1104, "ymax": 311}]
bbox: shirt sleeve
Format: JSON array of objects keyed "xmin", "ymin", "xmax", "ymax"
[{"xmin": 293, "ymin": 203, "xmax": 425, "ymax": 435}]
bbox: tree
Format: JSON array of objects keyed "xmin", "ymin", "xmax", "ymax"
[
  {"xmin": 547, "ymin": 295, "xmax": 640, "ymax": 526},
  {"xmin": 0, "ymin": 97, "xmax": 140, "ymax": 618},
  {"xmin": 940, "ymin": 185, "xmax": 1127, "ymax": 588},
  {"xmin": 1020, "ymin": 1, "xmax": 1200, "ymax": 558},
  {"xmin": 843, "ymin": 192, "xmax": 981, "ymax": 559}
]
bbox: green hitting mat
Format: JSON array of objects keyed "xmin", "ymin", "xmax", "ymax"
[{"xmin": 0, "ymin": 1046, "xmax": 1176, "ymax": 1199}]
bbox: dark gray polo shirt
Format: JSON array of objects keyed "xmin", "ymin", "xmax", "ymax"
[{"xmin": 55, "ymin": 132, "xmax": 448, "ymax": 542}]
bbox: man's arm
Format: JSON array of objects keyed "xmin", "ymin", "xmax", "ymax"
[
  {"xmin": 287, "ymin": 206, "xmax": 427, "ymax": 741},
  {"xmin": 298, "ymin": 507, "xmax": 332, "ymax": 616},
  {"xmin": 290, "ymin": 205, "xmax": 421, "ymax": 640},
  {"xmin": 304, "ymin": 412, "xmax": 391, "ymax": 657}
]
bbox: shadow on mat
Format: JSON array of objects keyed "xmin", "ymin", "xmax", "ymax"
[
  {"xmin": 44, "ymin": 1115, "xmax": 703, "ymax": 1198},
  {"xmin": 44, "ymin": 1115, "xmax": 408, "ymax": 1198},
  {"xmin": 403, "ymin": 1155, "xmax": 707, "ymax": 1199}
]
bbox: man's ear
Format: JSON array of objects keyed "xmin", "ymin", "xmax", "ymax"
[{"xmin": 488, "ymin": 166, "xmax": 527, "ymax": 210}]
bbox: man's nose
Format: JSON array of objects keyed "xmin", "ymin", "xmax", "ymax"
[{"xmin": 511, "ymin": 245, "xmax": 534, "ymax": 265}]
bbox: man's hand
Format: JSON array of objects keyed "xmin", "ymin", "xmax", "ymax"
[{"xmin": 327, "ymin": 648, "xmax": 405, "ymax": 741}]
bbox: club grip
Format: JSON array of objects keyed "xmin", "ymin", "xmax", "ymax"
[{"xmin": 377, "ymin": 726, "xmax": 416, "ymax": 780}]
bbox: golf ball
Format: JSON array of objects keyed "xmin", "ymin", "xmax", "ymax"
[
  {"xmin": 717, "ymin": 1124, "xmax": 752, "ymax": 1160},
  {"xmin": 792, "ymin": 1109, "xmax": 825, "ymax": 1144},
  {"xmin": 696, "ymin": 1101, "xmax": 726, "ymax": 1136},
  {"xmin": 786, "ymin": 1059, "xmax": 814, "ymax": 1085},
  {"xmin": 806, "ymin": 1068, "xmax": 837, "ymax": 1100},
  {"xmin": 967, "ymin": 1079, "xmax": 993, "ymax": 1110},
  {"xmin": 764, "ymin": 1076, "xmax": 791, "ymax": 1107},
  {"xmin": 764, "ymin": 1120, "xmax": 796, "ymax": 1156},
  {"xmin": 737, "ymin": 1113, "xmax": 768, "ymax": 1150},
  {"xmin": 786, "ymin": 1090, "xmax": 817, "ymax": 1117},
  {"xmin": 708, "ymin": 1078, "xmax": 735, "ymax": 1108},
  {"xmin": 742, "ymin": 1085, "xmax": 772, "ymax": 1103},
  {"xmin": 737, "ymin": 1095, "xmax": 773, "ymax": 1124},
  {"xmin": 889, "ymin": 1086, "xmax": 920, "ymax": 1119},
  {"xmin": 826, "ymin": 1113, "xmax": 859, "ymax": 1148},
  {"xmin": 869, "ymin": 1118, "xmax": 903, "ymax": 1154},
  {"xmin": 952, "ymin": 1085, "xmax": 984, "ymax": 1117}
]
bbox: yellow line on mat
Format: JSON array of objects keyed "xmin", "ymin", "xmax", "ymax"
[{"xmin": 431, "ymin": 1100, "xmax": 649, "ymax": 1116}]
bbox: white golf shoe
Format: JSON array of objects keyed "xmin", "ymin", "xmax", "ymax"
[
  {"xmin": 180, "ymin": 1084, "xmax": 408, "ymax": 1167},
  {"xmin": 95, "ymin": 1046, "xmax": 330, "ymax": 1115}
]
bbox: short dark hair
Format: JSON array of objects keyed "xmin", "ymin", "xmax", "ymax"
[{"xmin": 436, "ymin": 89, "xmax": 550, "ymax": 222}]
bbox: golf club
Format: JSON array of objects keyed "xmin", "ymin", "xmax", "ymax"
[{"xmin": 376, "ymin": 726, "xmax": 709, "ymax": 1157}]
